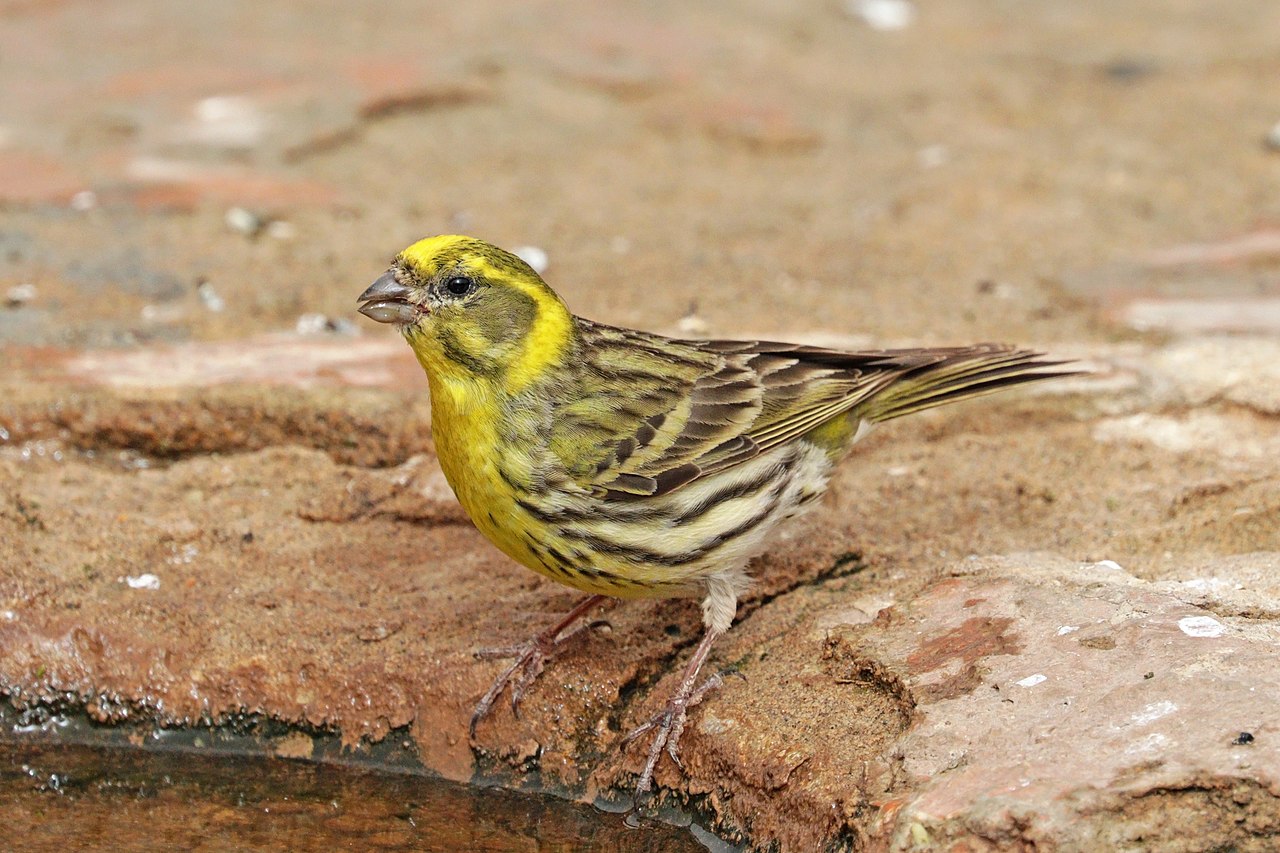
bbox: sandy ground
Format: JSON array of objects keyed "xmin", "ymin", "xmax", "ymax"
[{"xmin": 3, "ymin": 0, "xmax": 1280, "ymax": 849}]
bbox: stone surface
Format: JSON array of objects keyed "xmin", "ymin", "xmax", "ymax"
[
  {"xmin": 4, "ymin": 0, "xmax": 1280, "ymax": 850},
  {"xmin": 839, "ymin": 554, "xmax": 1280, "ymax": 850},
  {"xmin": 1149, "ymin": 338, "xmax": 1280, "ymax": 416}
]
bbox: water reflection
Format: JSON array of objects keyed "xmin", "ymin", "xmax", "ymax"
[{"xmin": 2, "ymin": 742, "xmax": 707, "ymax": 852}]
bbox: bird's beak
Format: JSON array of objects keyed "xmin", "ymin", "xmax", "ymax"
[{"xmin": 357, "ymin": 271, "xmax": 420, "ymax": 325}]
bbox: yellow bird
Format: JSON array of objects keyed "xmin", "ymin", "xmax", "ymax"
[{"xmin": 358, "ymin": 235, "xmax": 1071, "ymax": 796}]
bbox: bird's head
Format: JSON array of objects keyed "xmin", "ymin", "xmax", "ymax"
[{"xmin": 358, "ymin": 235, "xmax": 575, "ymax": 392}]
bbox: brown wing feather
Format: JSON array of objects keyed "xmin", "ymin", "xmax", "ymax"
[{"xmin": 553, "ymin": 321, "xmax": 1069, "ymax": 499}]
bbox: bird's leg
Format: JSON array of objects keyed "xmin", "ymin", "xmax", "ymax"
[
  {"xmin": 469, "ymin": 593, "xmax": 610, "ymax": 737},
  {"xmin": 623, "ymin": 626, "xmax": 724, "ymax": 797}
]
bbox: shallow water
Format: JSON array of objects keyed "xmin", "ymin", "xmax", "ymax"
[{"xmin": 2, "ymin": 741, "xmax": 708, "ymax": 852}]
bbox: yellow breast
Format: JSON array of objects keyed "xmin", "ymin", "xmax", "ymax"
[{"xmin": 423, "ymin": 369, "xmax": 524, "ymax": 552}]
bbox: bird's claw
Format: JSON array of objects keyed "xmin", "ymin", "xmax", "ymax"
[
  {"xmin": 469, "ymin": 595, "xmax": 610, "ymax": 738},
  {"xmin": 468, "ymin": 636, "xmax": 555, "ymax": 737},
  {"xmin": 624, "ymin": 670, "xmax": 727, "ymax": 797}
]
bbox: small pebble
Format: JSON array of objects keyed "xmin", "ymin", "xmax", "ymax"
[
  {"xmin": 5, "ymin": 283, "xmax": 36, "ymax": 308},
  {"xmin": 677, "ymin": 313, "xmax": 709, "ymax": 335},
  {"xmin": 1178, "ymin": 615, "xmax": 1225, "ymax": 638},
  {"xmin": 140, "ymin": 303, "xmax": 186, "ymax": 323},
  {"xmin": 1233, "ymin": 731, "xmax": 1255, "ymax": 746},
  {"xmin": 70, "ymin": 190, "xmax": 98, "ymax": 211},
  {"xmin": 513, "ymin": 245, "xmax": 549, "ymax": 274},
  {"xmin": 195, "ymin": 95, "xmax": 256, "ymax": 125},
  {"xmin": 295, "ymin": 313, "xmax": 328, "ymax": 335},
  {"xmin": 296, "ymin": 313, "xmax": 358, "ymax": 336},
  {"xmin": 847, "ymin": 0, "xmax": 915, "ymax": 31},
  {"xmin": 124, "ymin": 574, "xmax": 161, "ymax": 590},
  {"xmin": 196, "ymin": 280, "xmax": 225, "ymax": 313},
  {"xmin": 1265, "ymin": 121, "xmax": 1280, "ymax": 152},
  {"xmin": 192, "ymin": 95, "xmax": 264, "ymax": 149},
  {"xmin": 225, "ymin": 206, "xmax": 264, "ymax": 237}
]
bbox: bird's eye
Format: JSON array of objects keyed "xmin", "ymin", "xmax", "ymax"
[{"xmin": 444, "ymin": 276, "xmax": 474, "ymax": 297}]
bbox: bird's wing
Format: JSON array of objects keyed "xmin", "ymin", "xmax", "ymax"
[
  {"xmin": 553, "ymin": 321, "xmax": 1065, "ymax": 500},
  {"xmin": 551, "ymin": 323, "xmax": 880, "ymax": 498}
]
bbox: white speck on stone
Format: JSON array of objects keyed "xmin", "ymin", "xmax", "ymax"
[
  {"xmin": 699, "ymin": 713, "xmax": 735, "ymax": 735},
  {"xmin": 513, "ymin": 245, "xmax": 549, "ymax": 274},
  {"xmin": 225, "ymin": 206, "xmax": 263, "ymax": 237},
  {"xmin": 1178, "ymin": 615, "xmax": 1225, "ymax": 638},
  {"xmin": 196, "ymin": 280, "xmax": 225, "ymax": 313},
  {"xmin": 677, "ymin": 314, "xmax": 709, "ymax": 335},
  {"xmin": 1, "ymin": 610, "xmax": 16, "ymax": 621},
  {"xmin": 294, "ymin": 313, "xmax": 361, "ymax": 336},
  {"xmin": 295, "ymin": 313, "xmax": 329, "ymax": 335},
  {"xmin": 917, "ymin": 144, "xmax": 948, "ymax": 169},
  {"xmin": 1175, "ymin": 577, "xmax": 1241, "ymax": 594},
  {"xmin": 191, "ymin": 95, "xmax": 265, "ymax": 149},
  {"xmin": 266, "ymin": 220, "xmax": 296, "ymax": 240},
  {"xmin": 887, "ymin": 465, "xmax": 911, "ymax": 477},
  {"xmin": 1132, "ymin": 700, "xmax": 1177, "ymax": 725},
  {"xmin": 990, "ymin": 281, "xmax": 1019, "ymax": 300},
  {"xmin": 1266, "ymin": 120, "xmax": 1280, "ymax": 152},
  {"xmin": 1016, "ymin": 674, "xmax": 1047, "ymax": 688},
  {"xmin": 124, "ymin": 574, "xmax": 161, "ymax": 590},
  {"xmin": 5, "ymin": 283, "xmax": 36, "ymax": 307},
  {"xmin": 1126, "ymin": 732, "xmax": 1169, "ymax": 755},
  {"xmin": 1094, "ymin": 559, "xmax": 1124, "ymax": 571},
  {"xmin": 70, "ymin": 190, "xmax": 98, "ymax": 211},
  {"xmin": 847, "ymin": 0, "xmax": 915, "ymax": 30},
  {"xmin": 136, "ymin": 303, "xmax": 186, "ymax": 324},
  {"xmin": 1056, "ymin": 625, "xmax": 1079, "ymax": 636},
  {"xmin": 196, "ymin": 95, "xmax": 249, "ymax": 124}
]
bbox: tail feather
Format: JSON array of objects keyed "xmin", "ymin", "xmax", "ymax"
[{"xmin": 860, "ymin": 346, "xmax": 1075, "ymax": 423}]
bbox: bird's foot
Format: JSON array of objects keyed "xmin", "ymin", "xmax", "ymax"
[
  {"xmin": 469, "ymin": 594, "xmax": 609, "ymax": 737},
  {"xmin": 623, "ymin": 671, "xmax": 729, "ymax": 798}
]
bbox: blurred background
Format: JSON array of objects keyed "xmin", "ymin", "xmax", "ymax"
[{"xmin": 4, "ymin": 0, "xmax": 1276, "ymax": 352}]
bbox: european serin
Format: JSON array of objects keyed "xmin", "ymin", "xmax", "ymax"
[{"xmin": 357, "ymin": 235, "xmax": 1071, "ymax": 797}]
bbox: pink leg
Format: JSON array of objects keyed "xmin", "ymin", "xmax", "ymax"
[
  {"xmin": 469, "ymin": 594, "xmax": 610, "ymax": 737},
  {"xmin": 623, "ymin": 626, "xmax": 725, "ymax": 797}
]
